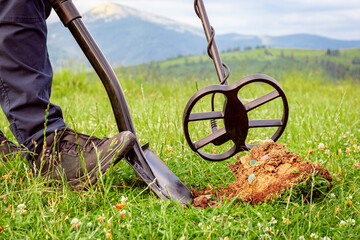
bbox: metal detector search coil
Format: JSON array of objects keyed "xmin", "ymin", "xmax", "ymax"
[{"xmin": 183, "ymin": 0, "xmax": 289, "ymax": 161}]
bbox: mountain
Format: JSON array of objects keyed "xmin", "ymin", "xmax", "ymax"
[
  {"xmin": 47, "ymin": 2, "xmax": 360, "ymax": 67},
  {"xmin": 47, "ymin": 2, "xmax": 205, "ymax": 67},
  {"xmin": 216, "ymin": 33, "xmax": 360, "ymax": 51}
]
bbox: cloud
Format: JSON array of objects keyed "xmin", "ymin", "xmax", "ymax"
[{"xmin": 49, "ymin": 0, "xmax": 360, "ymax": 40}]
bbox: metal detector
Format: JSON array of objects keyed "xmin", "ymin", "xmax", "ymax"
[
  {"xmin": 183, "ymin": 0, "xmax": 289, "ymax": 161},
  {"xmin": 48, "ymin": 0, "xmax": 193, "ymax": 204}
]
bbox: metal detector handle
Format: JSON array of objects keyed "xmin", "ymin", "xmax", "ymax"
[
  {"xmin": 48, "ymin": 0, "xmax": 193, "ymax": 204},
  {"xmin": 195, "ymin": 0, "xmax": 227, "ymax": 84}
]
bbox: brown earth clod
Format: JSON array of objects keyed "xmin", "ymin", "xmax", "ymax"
[{"xmin": 192, "ymin": 141, "xmax": 333, "ymax": 208}]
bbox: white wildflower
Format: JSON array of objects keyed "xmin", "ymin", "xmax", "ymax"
[
  {"xmin": 119, "ymin": 210, "xmax": 126, "ymax": 217},
  {"xmin": 264, "ymin": 227, "xmax": 272, "ymax": 233},
  {"xmin": 269, "ymin": 217, "xmax": 278, "ymax": 225},
  {"xmin": 70, "ymin": 218, "xmax": 80, "ymax": 225},
  {"xmin": 347, "ymin": 219, "xmax": 356, "ymax": 226},
  {"xmin": 339, "ymin": 220, "xmax": 346, "ymax": 227},
  {"xmin": 310, "ymin": 233, "xmax": 318, "ymax": 239},
  {"xmin": 17, "ymin": 204, "xmax": 26, "ymax": 210},
  {"xmin": 120, "ymin": 196, "xmax": 128, "ymax": 202},
  {"xmin": 16, "ymin": 204, "xmax": 27, "ymax": 214},
  {"xmin": 318, "ymin": 143, "xmax": 325, "ymax": 150}
]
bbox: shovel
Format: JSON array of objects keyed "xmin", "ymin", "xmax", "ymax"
[{"xmin": 48, "ymin": 0, "xmax": 193, "ymax": 205}]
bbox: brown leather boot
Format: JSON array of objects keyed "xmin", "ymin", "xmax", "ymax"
[
  {"xmin": 34, "ymin": 128, "xmax": 136, "ymax": 190},
  {"xmin": 0, "ymin": 131, "xmax": 21, "ymax": 161}
]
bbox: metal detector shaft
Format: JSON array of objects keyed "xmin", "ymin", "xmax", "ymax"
[
  {"xmin": 183, "ymin": 0, "xmax": 289, "ymax": 161},
  {"xmin": 49, "ymin": 0, "xmax": 193, "ymax": 204},
  {"xmin": 195, "ymin": 0, "xmax": 227, "ymax": 84}
]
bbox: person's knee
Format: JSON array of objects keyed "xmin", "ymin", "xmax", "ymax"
[{"xmin": 0, "ymin": 0, "xmax": 49, "ymax": 23}]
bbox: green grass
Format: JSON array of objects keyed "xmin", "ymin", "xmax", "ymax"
[{"xmin": 1, "ymin": 49, "xmax": 360, "ymax": 239}]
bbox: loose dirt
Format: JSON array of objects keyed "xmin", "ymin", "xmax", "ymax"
[{"xmin": 192, "ymin": 141, "xmax": 332, "ymax": 208}]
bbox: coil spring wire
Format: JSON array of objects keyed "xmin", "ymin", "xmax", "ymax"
[{"xmin": 194, "ymin": 0, "xmax": 230, "ymax": 85}]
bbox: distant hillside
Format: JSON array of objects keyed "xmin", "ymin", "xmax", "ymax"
[
  {"xmin": 117, "ymin": 48, "xmax": 360, "ymax": 83},
  {"xmin": 47, "ymin": 2, "xmax": 360, "ymax": 67}
]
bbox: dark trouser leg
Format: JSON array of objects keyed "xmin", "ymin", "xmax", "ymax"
[{"xmin": 0, "ymin": 0, "xmax": 67, "ymax": 152}]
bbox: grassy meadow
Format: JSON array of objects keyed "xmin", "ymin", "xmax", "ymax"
[{"xmin": 0, "ymin": 48, "xmax": 360, "ymax": 239}]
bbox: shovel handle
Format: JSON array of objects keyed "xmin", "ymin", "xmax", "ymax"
[
  {"xmin": 48, "ymin": 0, "xmax": 194, "ymax": 204},
  {"xmin": 49, "ymin": 0, "xmax": 81, "ymax": 26}
]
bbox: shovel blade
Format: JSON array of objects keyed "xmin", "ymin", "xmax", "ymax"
[
  {"xmin": 125, "ymin": 143, "xmax": 193, "ymax": 205},
  {"xmin": 142, "ymin": 146, "xmax": 193, "ymax": 204}
]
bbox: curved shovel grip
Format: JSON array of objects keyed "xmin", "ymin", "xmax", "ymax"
[{"xmin": 49, "ymin": 0, "xmax": 81, "ymax": 26}]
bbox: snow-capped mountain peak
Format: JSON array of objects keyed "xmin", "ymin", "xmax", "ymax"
[
  {"xmin": 83, "ymin": 2, "xmax": 202, "ymax": 36},
  {"xmin": 84, "ymin": 2, "xmax": 139, "ymax": 21}
]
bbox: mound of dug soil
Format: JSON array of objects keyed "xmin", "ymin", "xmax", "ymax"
[{"xmin": 192, "ymin": 141, "xmax": 332, "ymax": 208}]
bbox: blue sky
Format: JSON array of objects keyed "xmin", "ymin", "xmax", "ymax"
[{"xmin": 54, "ymin": 0, "xmax": 360, "ymax": 40}]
